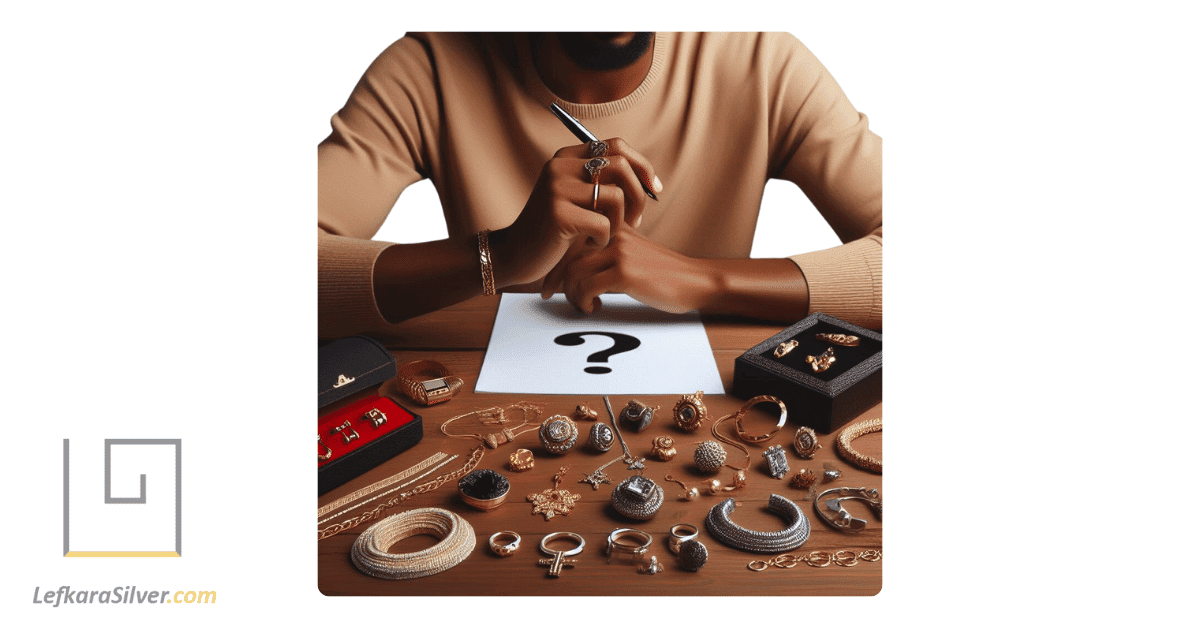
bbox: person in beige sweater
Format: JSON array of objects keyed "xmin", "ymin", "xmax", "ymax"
[{"xmin": 319, "ymin": 33, "xmax": 881, "ymax": 339}]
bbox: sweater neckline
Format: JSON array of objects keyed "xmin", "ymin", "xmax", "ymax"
[{"xmin": 519, "ymin": 33, "xmax": 668, "ymax": 120}]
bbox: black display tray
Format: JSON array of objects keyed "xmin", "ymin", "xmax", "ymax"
[{"xmin": 732, "ymin": 313, "xmax": 881, "ymax": 433}]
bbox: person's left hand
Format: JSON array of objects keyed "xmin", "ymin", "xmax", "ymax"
[{"xmin": 540, "ymin": 224, "xmax": 717, "ymax": 314}]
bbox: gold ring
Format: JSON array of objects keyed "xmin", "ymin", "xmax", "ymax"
[
  {"xmin": 651, "ymin": 436, "xmax": 677, "ymax": 461},
  {"xmin": 488, "ymin": 531, "xmax": 521, "ymax": 557},
  {"xmin": 774, "ymin": 339, "xmax": 799, "ymax": 358}
]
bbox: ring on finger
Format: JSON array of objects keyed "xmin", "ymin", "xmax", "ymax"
[
  {"xmin": 588, "ymin": 140, "xmax": 609, "ymax": 158},
  {"xmin": 584, "ymin": 157, "xmax": 609, "ymax": 183},
  {"xmin": 593, "ymin": 183, "xmax": 600, "ymax": 211}
]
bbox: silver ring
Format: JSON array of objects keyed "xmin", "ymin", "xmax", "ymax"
[
  {"xmin": 606, "ymin": 528, "xmax": 652, "ymax": 559},
  {"xmin": 587, "ymin": 140, "xmax": 609, "ymax": 157},
  {"xmin": 539, "ymin": 532, "xmax": 586, "ymax": 557},
  {"xmin": 584, "ymin": 157, "xmax": 609, "ymax": 182},
  {"xmin": 668, "ymin": 523, "xmax": 699, "ymax": 554},
  {"xmin": 488, "ymin": 531, "xmax": 521, "ymax": 557}
]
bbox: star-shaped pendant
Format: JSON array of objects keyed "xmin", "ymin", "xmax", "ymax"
[
  {"xmin": 527, "ymin": 488, "xmax": 582, "ymax": 520},
  {"xmin": 579, "ymin": 470, "xmax": 612, "ymax": 490}
]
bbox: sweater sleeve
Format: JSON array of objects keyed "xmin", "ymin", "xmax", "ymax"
[
  {"xmin": 765, "ymin": 34, "xmax": 883, "ymax": 330},
  {"xmin": 318, "ymin": 34, "xmax": 441, "ymax": 338}
]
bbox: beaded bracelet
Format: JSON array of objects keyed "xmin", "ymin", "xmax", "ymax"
[{"xmin": 350, "ymin": 508, "xmax": 476, "ymax": 580}]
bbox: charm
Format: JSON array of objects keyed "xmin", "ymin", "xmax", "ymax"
[
  {"xmin": 816, "ymin": 333, "xmax": 860, "ymax": 347},
  {"xmin": 579, "ymin": 469, "xmax": 612, "ymax": 490},
  {"xmin": 693, "ymin": 440, "xmax": 727, "ymax": 473},
  {"xmin": 619, "ymin": 399, "xmax": 658, "ymax": 432},
  {"xmin": 823, "ymin": 462, "xmax": 842, "ymax": 483},
  {"xmin": 586, "ymin": 422, "xmax": 615, "ymax": 452},
  {"xmin": 672, "ymin": 391, "xmax": 708, "ymax": 431},
  {"xmin": 626, "ymin": 456, "xmax": 647, "ymax": 471},
  {"xmin": 360, "ymin": 408, "xmax": 387, "ymax": 429},
  {"xmin": 774, "ymin": 339, "xmax": 799, "ymax": 358},
  {"xmin": 793, "ymin": 426, "xmax": 821, "ymax": 459},
  {"xmin": 508, "ymin": 449, "xmax": 535, "ymax": 472},
  {"xmin": 331, "ymin": 420, "xmax": 359, "ymax": 444},
  {"xmin": 574, "ymin": 404, "xmax": 599, "ymax": 421},
  {"xmin": 638, "ymin": 555, "xmax": 664, "ymax": 574},
  {"xmin": 527, "ymin": 467, "xmax": 581, "ymax": 520},
  {"xmin": 650, "ymin": 436, "xmax": 677, "ymax": 461},
  {"xmin": 664, "ymin": 475, "xmax": 700, "ymax": 501},
  {"xmin": 318, "ymin": 436, "xmax": 333, "ymax": 461},
  {"xmin": 805, "ymin": 347, "xmax": 836, "ymax": 373},
  {"xmin": 790, "ymin": 468, "xmax": 818, "ymax": 490},
  {"xmin": 763, "ymin": 445, "xmax": 790, "ymax": 479}
]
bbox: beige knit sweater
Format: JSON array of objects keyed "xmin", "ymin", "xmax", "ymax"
[{"xmin": 319, "ymin": 32, "xmax": 882, "ymax": 334}]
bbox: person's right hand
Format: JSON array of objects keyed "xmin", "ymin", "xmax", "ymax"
[{"xmin": 490, "ymin": 137, "xmax": 662, "ymax": 288}]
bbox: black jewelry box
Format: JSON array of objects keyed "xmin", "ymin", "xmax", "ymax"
[
  {"xmin": 318, "ymin": 336, "xmax": 422, "ymax": 495},
  {"xmin": 731, "ymin": 313, "xmax": 882, "ymax": 433},
  {"xmin": 319, "ymin": 335, "xmax": 398, "ymax": 409}
]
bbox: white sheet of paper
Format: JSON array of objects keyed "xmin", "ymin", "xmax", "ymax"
[{"xmin": 476, "ymin": 294, "xmax": 725, "ymax": 395}]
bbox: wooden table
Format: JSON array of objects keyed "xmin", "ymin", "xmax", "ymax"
[{"xmin": 318, "ymin": 296, "xmax": 882, "ymax": 596}]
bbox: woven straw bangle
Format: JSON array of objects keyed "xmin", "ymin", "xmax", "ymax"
[
  {"xmin": 836, "ymin": 417, "xmax": 883, "ymax": 473},
  {"xmin": 351, "ymin": 508, "xmax": 476, "ymax": 579}
]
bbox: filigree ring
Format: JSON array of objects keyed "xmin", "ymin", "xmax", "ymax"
[{"xmin": 584, "ymin": 157, "xmax": 609, "ymax": 183}]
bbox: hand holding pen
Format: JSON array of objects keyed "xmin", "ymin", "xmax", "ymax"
[{"xmin": 482, "ymin": 107, "xmax": 663, "ymax": 291}]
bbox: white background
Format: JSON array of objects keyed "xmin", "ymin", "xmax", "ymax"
[{"xmin": 3, "ymin": 1, "xmax": 1197, "ymax": 626}]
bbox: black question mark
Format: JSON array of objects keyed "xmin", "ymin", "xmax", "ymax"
[{"xmin": 553, "ymin": 332, "xmax": 642, "ymax": 374}]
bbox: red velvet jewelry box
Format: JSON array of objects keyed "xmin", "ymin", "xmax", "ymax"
[
  {"xmin": 731, "ymin": 313, "xmax": 882, "ymax": 433},
  {"xmin": 318, "ymin": 394, "xmax": 424, "ymax": 495},
  {"xmin": 318, "ymin": 336, "xmax": 423, "ymax": 495}
]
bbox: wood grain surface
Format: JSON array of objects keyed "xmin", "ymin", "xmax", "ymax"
[{"xmin": 318, "ymin": 296, "xmax": 882, "ymax": 596}]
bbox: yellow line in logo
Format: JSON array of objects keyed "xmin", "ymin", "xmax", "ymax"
[{"xmin": 65, "ymin": 551, "xmax": 180, "ymax": 558}]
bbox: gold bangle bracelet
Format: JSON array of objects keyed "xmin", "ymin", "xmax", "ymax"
[
  {"xmin": 396, "ymin": 360, "xmax": 463, "ymax": 406},
  {"xmin": 836, "ymin": 417, "xmax": 883, "ymax": 473},
  {"xmin": 477, "ymin": 229, "xmax": 496, "ymax": 296}
]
